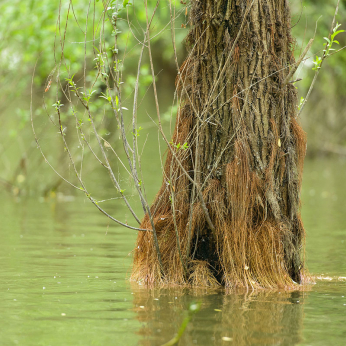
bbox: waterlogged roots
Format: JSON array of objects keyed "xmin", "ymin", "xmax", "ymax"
[
  {"xmin": 131, "ymin": 98, "xmax": 307, "ymax": 290},
  {"xmin": 188, "ymin": 261, "xmax": 220, "ymax": 287},
  {"xmin": 131, "ymin": 139, "xmax": 306, "ymax": 290},
  {"xmin": 132, "ymin": 219, "xmax": 304, "ymax": 289},
  {"xmin": 131, "ymin": 0, "xmax": 307, "ymax": 290}
]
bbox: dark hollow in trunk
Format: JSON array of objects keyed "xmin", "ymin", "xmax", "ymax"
[{"xmin": 132, "ymin": 0, "xmax": 307, "ymax": 289}]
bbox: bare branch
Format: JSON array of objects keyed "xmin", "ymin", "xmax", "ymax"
[{"xmin": 283, "ymin": 38, "xmax": 314, "ymax": 86}]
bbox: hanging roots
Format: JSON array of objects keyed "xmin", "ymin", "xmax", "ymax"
[{"xmin": 132, "ymin": 131, "xmax": 306, "ymax": 289}]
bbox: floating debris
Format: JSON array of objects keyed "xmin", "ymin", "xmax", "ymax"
[{"xmin": 222, "ymin": 336, "xmax": 233, "ymax": 341}]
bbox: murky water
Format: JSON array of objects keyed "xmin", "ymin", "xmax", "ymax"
[{"xmin": 0, "ymin": 158, "xmax": 345, "ymax": 346}]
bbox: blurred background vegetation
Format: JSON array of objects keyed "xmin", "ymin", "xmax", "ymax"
[{"xmin": 0, "ymin": 0, "xmax": 345, "ymax": 199}]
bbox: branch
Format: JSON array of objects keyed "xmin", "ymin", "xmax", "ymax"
[
  {"xmin": 298, "ymin": 0, "xmax": 341, "ymax": 116},
  {"xmin": 31, "ymin": 63, "xmax": 148, "ymax": 233},
  {"xmin": 283, "ymin": 38, "xmax": 314, "ymax": 86}
]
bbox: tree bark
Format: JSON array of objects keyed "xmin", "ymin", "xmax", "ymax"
[{"xmin": 132, "ymin": 0, "xmax": 307, "ymax": 289}]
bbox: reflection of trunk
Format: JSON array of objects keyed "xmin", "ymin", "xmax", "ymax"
[
  {"xmin": 133, "ymin": 289, "xmax": 304, "ymax": 345},
  {"xmin": 132, "ymin": 0, "xmax": 306, "ymax": 288}
]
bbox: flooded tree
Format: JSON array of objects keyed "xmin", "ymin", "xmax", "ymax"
[
  {"xmin": 132, "ymin": 0, "xmax": 307, "ymax": 289},
  {"xmin": 22, "ymin": 0, "xmax": 344, "ymax": 294},
  {"xmin": 32, "ymin": 0, "xmax": 341, "ymax": 290}
]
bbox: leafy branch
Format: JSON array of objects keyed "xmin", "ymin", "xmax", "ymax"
[
  {"xmin": 170, "ymin": 141, "xmax": 189, "ymax": 150},
  {"xmin": 312, "ymin": 23, "xmax": 345, "ymax": 71},
  {"xmin": 299, "ymin": 0, "xmax": 344, "ymax": 116}
]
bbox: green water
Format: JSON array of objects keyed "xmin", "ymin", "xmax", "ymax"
[{"xmin": 1, "ymin": 159, "xmax": 345, "ymax": 346}]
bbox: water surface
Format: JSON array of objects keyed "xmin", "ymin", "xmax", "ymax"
[{"xmin": 0, "ymin": 158, "xmax": 345, "ymax": 346}]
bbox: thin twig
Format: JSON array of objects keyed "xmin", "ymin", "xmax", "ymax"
[
  {"xmin": 299, "ymin": 0, "xmax": 340, "ymax": 116},
  {"xmin": 142, "ymin": 0, "xmax": 166, "ymax": 275},
  {"xmin": 74, "ymin": 88, "xmax": 141, "ymax": 224},
  {"xmin": 283, "ymin": 38, "xmax": 314, "ymax": 86},
  {"xmin": 31, "ymin": 61, "xmax": 147, "ymax": 232}
]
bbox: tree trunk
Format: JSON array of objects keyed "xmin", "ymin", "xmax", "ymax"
[{"xmin": 132, "ymin": 0, "xmax": 306, "ymax": 289}]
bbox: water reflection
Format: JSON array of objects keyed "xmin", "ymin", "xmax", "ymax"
[
  {"xmin": 0, "ymin": 158, "xmax": 345, "ymax": 345},
  {"xmin": 133, "ymin": 288, "xmax": 306, "ymax": 346}
]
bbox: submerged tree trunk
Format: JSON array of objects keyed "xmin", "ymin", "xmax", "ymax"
[{"xmin": 132, "ymin": 0, "xmax": 306, "ymax": 289}]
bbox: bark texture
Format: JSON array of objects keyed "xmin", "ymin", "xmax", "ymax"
[{"xmin": 132, "ymin": 0, "xmax": 307, "ymax": 289}]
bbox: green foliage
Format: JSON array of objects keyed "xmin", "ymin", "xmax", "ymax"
[
  {"xmin": 80, "ymin": 89, "xmax": 97, "ymax": 105},
  {"xmin": 298, "ymin": 96, "xmax": 305, "ymax": 111},
  {"xmin": 1, "ymin": 0, "xmax": 346, "ymax": 195},
  {"xmin": 0, "ymin": 0, "xmax": 185, "ymax": 106},
  {"xmin": 132, "ymin": 127, "xmax": 143, "ymax": 137},
  {"xmin": 182, "ymin": 142, "xmax": 189, "ymax": 150},
  {"xmin": 170, "ymin": 141, "xmax": 189, "ymax": 150},
  {"xmin": 312, "ymin": 23, "xmax": 345, "ymax": 70},
  {"xmin": 312, "ymin": 55, "xmax": 323, "ymax": 71},
  {"xmin": 52, "ymin": 100, "xmax": 63, "ymax": 111}
]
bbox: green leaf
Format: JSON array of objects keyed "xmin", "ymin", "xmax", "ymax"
[
  {"xmin": 333, "ymin": 30, "xmax": 345, "ymax": 37},
  {"xmin": 333, "ymin": 23, "xmax": 342, "ymax": 32}
]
